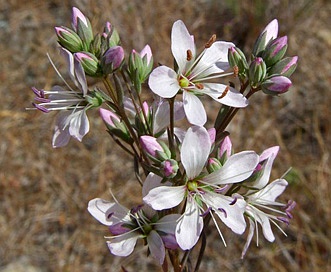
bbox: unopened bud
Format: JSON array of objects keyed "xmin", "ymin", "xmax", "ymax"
[
  {"xmin": 263, "ymin": 36, "xmax": 288, "ymax": 66},
  {"xmin": 55, "ymin": 26, "xmax": 83, "ymax": 52},
  {"xmin": 207, "ymin": 158, "xmax": 222, "ymax": 173},
  {"xmin": 228, "ymin": 47, "xmax": 248, "ymax": 78},
  {"xmin": 217, "ymin": 136, "xmax": 232, "ymax": 163},
  {"xmin": 128, "ymin": 45, "xmax": 153, "ymax": 86},
  {"xmin": 161, "ymin": 159, "xmax": 179, "ymax": 178},
  {"xmin": 269, "ymin": 56, "xmax": 298, "ymax": 77},
  {"xmin": 101, "ymin": 46, "xmax": 124, "ymax": 74},
  {"xmin": 74, "ymin": 52, "xmax": 100, "ymax": 77},
  {"xmin": 99, "ymin": 108, "xmax": 131, "ymax": 143},
  {"xmin": 71, "ymin": 7, "xmax": 93, "ymax": 47},
  {"xmin": 140, "ymin": 136, "xmax": 164, "ymax": 158},
  {"xmin": 252, "ymin": 19, "xmax": 278, "ymax": 56},
  {"xmin": 261, "ymin": 75, "xmax": 292, "ymax": 95},
  {"xmin": 249, "ymin": 57, "xmax": 267, "ymax": 87}
]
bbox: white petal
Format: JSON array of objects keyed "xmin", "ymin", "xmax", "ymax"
[
  {"xmin": 203, "ymin": 151, "xmax": 259, "ymax": 185},
  {"xmin": 59, "ymin": 48, "xmax": 77, "ymax": 86},
  {"xmin": 204, "ymin": 193, "xmax": 246, "ymax": 234},
  {"xmin": 183, "ymin": 91, "xmax": 207, "ymax": 126},
  {"xmin": 147, "ymin": 230, "xmax": 166, "ymax": 264},
  {"xmin": 251, "ymin": 146, "xmax": 279, "ymax": 189},
  {"xmin": 52, "ymin": 112, "xmax": 71, "ymax": 148},
  {"xmin": 155, "ymin": 214, "xmax": 181, "ymax": 234},
  {"xmin": 148, "ymin": 66, "xmax": 179, "ymax": 98},
  {"xmin": 87, "ymin": 198, "xmax": 115, "ymax": 225},
  {"xmin": 171, "ymin": 20, "xmax": 196, "ymax": 72},
  {"xmin": 193, "ymin": 41, "xmax": 235, "ymax": 77},
  {"xmin": 176, "ymin": 198, "xmax": 203, "ymax": 250},
  {"xmin": 107, "ymin": 232, "xmax": 141, "ymax": 257},
  {"xmin": 74, "ymin": 57, "xmax": 88, "ymax": 96},
  {"xmin": 68, "ymin": 110, "xmax": 89, "ymax": 141},
  {"xmin": 253, "ymin": 209, "xmax": 275, "ymax": 242},
  {"xmin": 87, "ymin": 198, "xmax": 130, "ymax": 226},
  {"xmin": 142, "ymin": 172, "xmax": 165, "ymax": 198},
  {"xmin": 204, "ymin": 84, "xmax": 248, "ymax": 108},
  {"xmin": 241, "ymin": 218, "xmax": 255, "ymax": 258},
  {"xmin": 251, "ymin": 179, "xmax": 288, "ymax": 203},
  {"xmin": 181, "ymin": 126, "xmax": 211, "ymax": 179},
  {"xmin": 143, "ymin": 185, "xmax": 186, "ymax": 210}
]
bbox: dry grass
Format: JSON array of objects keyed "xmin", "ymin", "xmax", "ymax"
[{"xmin": 0, "ymin": 0, "xmax": 330, "ymax": 271}]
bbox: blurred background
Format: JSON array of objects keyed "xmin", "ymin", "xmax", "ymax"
[{"xmin": 0, "ymin": 0, "xmax": 330, "ymax": 271}]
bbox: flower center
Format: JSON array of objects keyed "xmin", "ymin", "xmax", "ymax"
[
  {"xmin": 179, "ymin": 76, "xmax": 190, "ymax": 88},
  {"xmin": 187, "ymin": 180, "xmax": 199, "ymax": 192}
]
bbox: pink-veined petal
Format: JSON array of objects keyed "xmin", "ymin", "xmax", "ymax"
[
  {"xmin": 73, "ymin": 57, "xmax": 88, "ymax": 96},
  {"xmin": 176, "ymin": 197, "xmax": 203, "ymax": 250},
  {"xmin": 143, "ymin": 185, "xmax": 186, "ymax": 210},
  {"xmin": 204, "ymin": 83, "xmax": 248, "ymax": 108},
  {"xmin": 148, "ymin": 66, "xmax": 179, "ymax": 98},
  {"xmin": 147, "ymin": 230, "xmax": 166, "ymax": 265},
  {"xmin": 181, "ymin": 126, "xmax": 211, "ymax": 179},
  {"xmin": 203, "ymin": 151, "xmax": 259, "ymax": 185},
  {"xmin": 171, "ymin": 20, "xmax": 196, "ymax": 72},
  {"xmin": 107, "ymin": 232, "xmax": 141, "ymax": 257},
  {"xmin": 183, "ymin": 91, "xmax": 207, "ymax": 126}
]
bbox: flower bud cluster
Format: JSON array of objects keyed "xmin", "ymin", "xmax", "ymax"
[
  {"xmin": 55, "ymin": 7, "xmax": 124, "ymax": 77},
  {"xmin": 228, "ymin": 19, "xmax": 298, "ymax": 95}
]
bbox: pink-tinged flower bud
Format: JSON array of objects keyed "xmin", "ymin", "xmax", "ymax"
[
  {"xmin": 269, "ymin": 56, "xmax": 298, "ymax": 77},
  {"xmin": 99, "ymin": 108, "xmax": 132, "ymax": 143},
  {"xmin": 102, "ymin": 22, "xmax": 121, "ymax": 48},
  {"xmin": 249, "ymin": 57, "xmax": 267, "ymax": 87},
  {"xmin": 55, "ymin": 26, "xmax": 83, "ymax": 52},
  {"xmin": 140, "ymin": 136, "xmax": 164, "ymax": 158},
  {"xmin": 161, "ymin": 159, "xmax": 179, "ymax": 178},
  {"xmin": 71, "ymin": 7, "xmax": 93, "ymax": 46},
  {"xmin": 74, "ymin": 52, "xmax": 100, "ymax": 77},
  {"xmin": 101, "ymin": 46, "xmax": 124, "ymax": 74},
  {"xmin": 228, "ymin": 47, "xmax": 248, "ymax": 77},
  {"xmin": 128, "ymin": 45, "xmax": 153, "ymax": 86},
  {"xmin": 262, "ymin": 76, "xmax": 292, "ymax": 95},
  {"xmin": 217, "ymin": 136, "xmax": 232, "ymax": 162},
  {"xmin": 206, "ymin": 158, "xmax": 222, "ymax": 173},
  {"xmin": 253, "ymin": 19, "xmax": 279, "ymax": 57},
  {"xmin": 263, "ymin": 36, "xmax": 288, "ymax": 66}
]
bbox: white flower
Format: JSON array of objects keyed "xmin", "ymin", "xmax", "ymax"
[
  {"xmin": 32, "ymin": 48, "xmax": 91, "ymax": 147},
  {"xmin": 148, "ymin": 20, "xmax": 248, "ymax": 126},
  {"xmin": 143, "ymin": 126, "xmax": 259, "ymax": 250},
  {"xmin": 88, "ymin": 177, "xmax": 180, "ymax": 264},
  {"xmin": 242, "ymin": 179, "xmax": 295, "ymax": 258}
]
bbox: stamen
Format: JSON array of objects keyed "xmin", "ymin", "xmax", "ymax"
[
  {"xmin": 32, "ymin": 103, "xmax": 50, "ymax": 113},
  {"xmin": 218, "ymin": 208, "xmax": 227, "ymax": 218},
  {"xmin": 195, "ymin": 83, "xmax": 204, "ymax": 90},
  {"xmin": 218, "ymin": 86, "xmax": 230, "ymax": 99},
  {"xmin": 277, "ymin": 216, "xmax": 290, "ymax": 226},
  {"xmin": 186, "ymin": 49, "xmax": 193, "ymax": 61},
  {"xmin": 233, "ymin": 66, "xmax": 239, "ymax": 77},
  {"xmin": 229, "ymin": 197, "xmax": 237, "ymax": 205},
  {"xmin": 200, "ymin": 207, "xmax": 212, "ymax": 217},
  {"xmin": 205, "ymin": 34, "xmax": 216, "ymax": 48}
]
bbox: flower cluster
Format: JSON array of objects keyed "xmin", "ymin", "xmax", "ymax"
[{"xmin": 30, "ymin": 7, "xmax": 297, "ymax": 270}]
